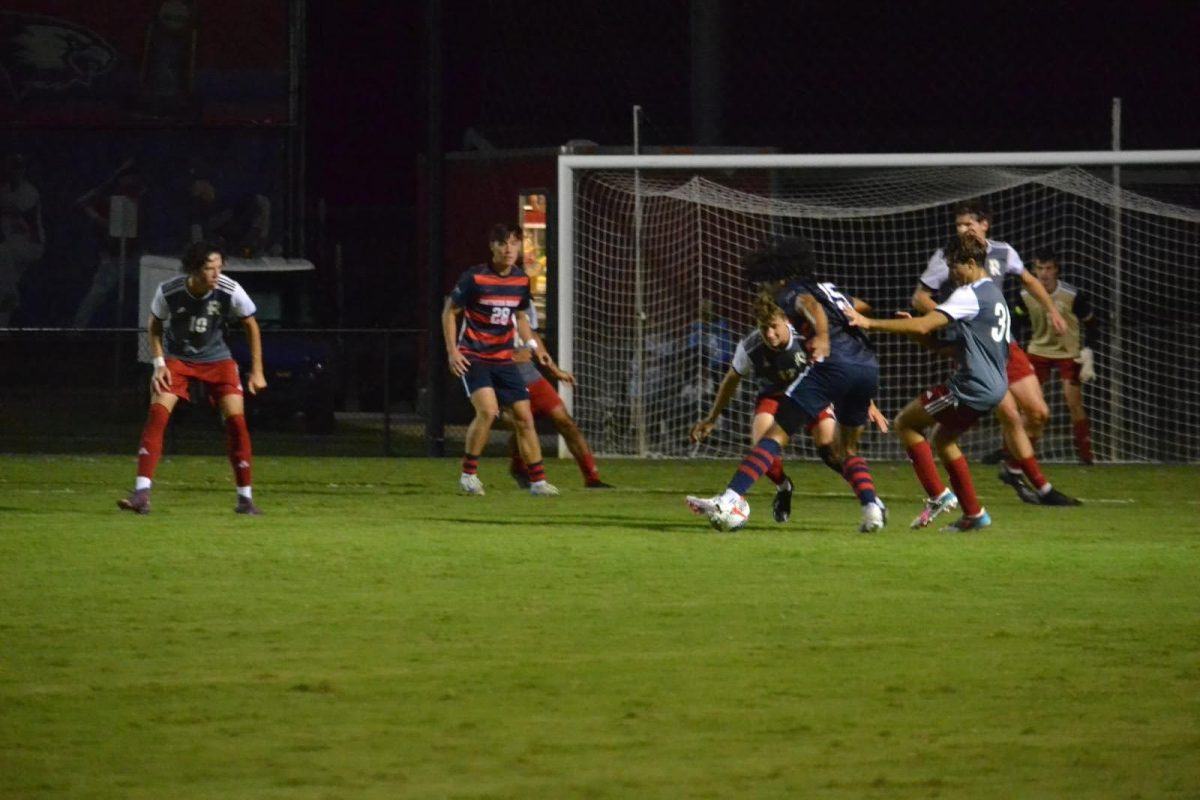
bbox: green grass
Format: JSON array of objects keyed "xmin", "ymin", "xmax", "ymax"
[{"xmin": 1, "ymin": 455, "xmax": 1198, "ymax": 799}]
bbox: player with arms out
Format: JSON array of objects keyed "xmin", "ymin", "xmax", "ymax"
[
  {"xmin": 847, "ymin": 234, "xmax": 1008, "ymax": 531},
  {"xmin": 686, "ymin": 236, "xmax": 887, "ymax": 533},
  {"xmin": 118, "ymin": 241, "xmax": 266, "ymax": 515},
  {"xmin": 914, "ymin": 202, "xmax": 1079, "ymax": 506},
  {"xmin": 689, "ymin": 291, "xmax": 888, "ymax": 524},
  {"xmin": 1020, "ymin": 247, "xmax": 1098, "ymax": 464},
  {"xmin": 504, "ymin": 311, "xmax": 613, "ymax": 489},
  {"xmin": 443, "ymin": 223, "xmax": 558, "ymax": 496}
]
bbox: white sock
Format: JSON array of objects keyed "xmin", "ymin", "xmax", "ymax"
[
  {"xmin": 135, "ymin": 476, "xmax": 152, "ymax": 491},
  {"xmin": 719, "ymin": 488, "xmax": 740, "ymax": 505},
  {"xmin": 238, "ymin": 486, "xmax": 253, "ymax": 499}
]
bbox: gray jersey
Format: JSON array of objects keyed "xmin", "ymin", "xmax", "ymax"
[
  {"xmin": 151, "ymin": 274, "xmax": 256, "ymax": 362},
  {"xmin": 935, "ymin": 278, "xmax": 1010, "ymax": 411},
  {"xmin": 922, "ymin": 238, "xmax": 1024, "ymax": 301}
]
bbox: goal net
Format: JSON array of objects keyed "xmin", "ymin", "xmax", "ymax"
[{"xmin": 557, "ymin": 152, "xmax": 1200, "ymax": 464}]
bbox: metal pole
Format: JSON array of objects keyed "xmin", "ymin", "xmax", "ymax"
[
  {"xmin": 632, "ymin": 104, "xmax": 647, "ymax": 456},
  {"xmin": 424, "ymin": 0, "xmax": 446, "ymax": 457},
  {"xmin": 1109, "ymin": 97, "xmax": 1123, "ymax": 462}
]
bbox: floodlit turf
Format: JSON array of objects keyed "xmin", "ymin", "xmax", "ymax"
[{"xmin": 1, "ymin": 455, "xmax": 1198, "ymax": 799}]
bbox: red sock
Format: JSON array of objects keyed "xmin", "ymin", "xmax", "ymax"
[
  {"xmin": 944, "ymin": 455, "xmax": 981, "ymax": 516},
  {"xmin": 225, "ymin": 414, "xmax": 253, "ymax": 488},
  {"xmin": 462, "ymin": 454, "xmax": 480, "ymax": 475},
  {"xmin": 1019, "ymin": 456, "xmax": 1048, "ymax": 491},
  {"xmin": 526, "ymin": 460, "xmax": 546, "ymax": 483},
  {"xmin": 905, "ymin": 441, "xmax": 945, "ymax": 498},
  {"xmin": 136, "ymin": 403, "xmax": 171, "ymax": 481},
  {"xmin": 1073, "ymin": 420, "xmax": 1094, "ymax": 463},
  {"xmin": 764, "ymin": 456, "xmax": 786, "ymax": 486},
  {"xmin": 577, "ymin": 452, "xmax": 599, "ymax": 482}
]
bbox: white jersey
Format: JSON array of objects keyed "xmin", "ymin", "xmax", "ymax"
[{"xmin": 921, "ymin": 238, "xmax": 1024, "ymax": 300}]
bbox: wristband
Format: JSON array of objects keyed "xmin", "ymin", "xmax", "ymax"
[
  {"xmin": 152, "ymin": 356, "xmax": 166, "ymax": 368},
  {"xmin": 527, "ymin": 338, "xmax": 539, "ymax": 350}
]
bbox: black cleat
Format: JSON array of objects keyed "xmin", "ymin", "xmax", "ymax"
[
  {"xmin": 1038, "ymin": 487, "xmax": 1082, "ymax": 506},
  {"xmin": 235, "ymin": 497, "xmax": 264, "ymax": 515},
  {"xmin": 998, "ymin": 468, "xmax": 1041, "ymax": 505},
  {"xmin": 772, "ymin": 480, "xmax": 793, "ymax": 523},
  {"xmin": 585, "ymin": 478, "xmax": 615, "ymax": 489},
  {"xmin": 117, "ymin": 489, "xmax": 151, "ymax": 515}
]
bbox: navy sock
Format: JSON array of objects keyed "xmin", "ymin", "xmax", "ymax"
[{"xmin": 727, "ymin": 439, "xmax": 783, "ymax": 496}]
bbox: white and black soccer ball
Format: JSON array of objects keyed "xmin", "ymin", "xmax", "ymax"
[{"xmin": 709, "ymin": 495, "xmax": 750, "ymax": 532}]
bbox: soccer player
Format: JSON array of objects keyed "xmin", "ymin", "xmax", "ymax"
[
  {"xmin": 504, "ymin": 314, "xmax": 614, "ymax": 489},
  {"xmin": 913, "ymin": 202, "xmax": 1079, "ymax": 506},
  {"xmin": 442, "ymin": 223, "xmax": 558, "ymax": 496},
  {"xmin": 117, "ymin": 241, "xmax": 265, "ymax": 515},
  {"xmin": 847, "ymin": 234, "xmax": 1009, "ymax": 531},
  {"xmin": 689, "ymin": 292, "xmax": 888, "ymax": 524},
  {"xmin": 686, "ymin": 236, "xmax": 888, "ymax": 533},
  {"xmin": 1020, "ymin": 247, "xmax": 1098, "ymax": 464}
]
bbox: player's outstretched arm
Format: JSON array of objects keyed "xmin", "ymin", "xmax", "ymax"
[
  {"xmin": 690, "ymin": 368, "xmax": 742, "ymax": 442},
  {"xmin": 1020, "ymin": 269, "xmax": 1067, "ymax": 335},
  {"xmin": 147, "ymin": 315, "xmax": 172, "ymax": 396}
]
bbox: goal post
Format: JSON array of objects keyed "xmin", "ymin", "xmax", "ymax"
[{"xmin": 557, "ymin": 150, "xmax": 1200, "ymax": 463}]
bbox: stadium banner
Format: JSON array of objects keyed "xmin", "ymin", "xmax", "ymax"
[{"xmin": 1, "ymin": 0, "xmax": 291, "ymax": 127}]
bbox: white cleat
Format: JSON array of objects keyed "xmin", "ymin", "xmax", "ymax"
[
  {"xmin": 859, "ymin": 498, "xmax": 887, "ymax": 533},
  {"xmin": 459, "ymin": 474, "xmax": 486, "ymax": 496},
  {"xmin": 529, "ymin": 481, "xmax": 559, "ymax": 496},
  {"xmin": 685, "ymin": 495, "xmax": 720, "ymax": 516}
]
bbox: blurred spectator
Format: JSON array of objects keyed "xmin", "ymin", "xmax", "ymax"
[
  {"xmin": 0, "ymin": 153, "xmax": 46, "ymax": 326},
  {"xmin": 73, "ymin": 158, "xmax": 149, "ymax": 327}
]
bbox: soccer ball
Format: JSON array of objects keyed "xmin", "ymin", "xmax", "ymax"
[{"xmin": 709, "ymin": 496, "xmax": 750, "ymax": 532}]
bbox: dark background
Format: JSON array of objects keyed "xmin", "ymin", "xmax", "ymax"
[{"xmin": 306, "ymin": 2, "xmax": 1200, "ymax": 211}]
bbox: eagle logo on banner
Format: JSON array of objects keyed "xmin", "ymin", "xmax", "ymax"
[{"xmin": 0, "ymin": 12, "xmax": 116, "ymax": 101}]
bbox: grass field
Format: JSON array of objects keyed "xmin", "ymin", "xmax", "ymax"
[{"xmin": 2, "ymin": 455, "xmax": 1198, "ymax": 799}]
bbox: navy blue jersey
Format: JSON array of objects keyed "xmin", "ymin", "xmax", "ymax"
[
  {"xmin": 730, "ymin": 324, "xmax": 808, "ymax": 395},
  {"xmin": 150, "ymin": 273, "xmax": 256, "ymax": 362},
  {"xmin": 775, "ymin": 279, "xmax": 876, "ymax": 367},
  {"xmin": 449, "ymin": 263, "xmax": 532, "ymax": 362},
  {"xmin": 936, "ymin": 277, "xmax": 1011, "ymax": 411}
]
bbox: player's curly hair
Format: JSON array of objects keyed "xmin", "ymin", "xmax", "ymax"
[
  {"xmin": 182, "ymin": 240, "xmax": 224, "ymax": 273},
  {"xmin": 942, "ymin": 232, "xmax": 988, "ymax": 268},
  {"xmin": 741, "ymin": 235, "xmax": 818, "ymax": 285}
]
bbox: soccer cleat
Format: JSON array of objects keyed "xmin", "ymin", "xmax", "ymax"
[
  {"xmin": 685, "ymin": 494, "xmax": 720, "ymax": 516},
  {"xmin": 529, "ymin": 481, "xmax": 560, "ymax": 496},
  {"xmin": 859, "ymin": 498, "xmax": 887, "ymax": 533},
  {"xmin": 509, "ymin": 466, "xmax": 531, "ymax": 489},
  {"xmin": 911, "ymin": 489, "xmax": 958, "ymax": 529},
  {"xmin": 234, "ymin": 497, "xmax": 264, "ymax": 516},
  {"xmin": 772, "ymin": 480, "xmax": 793, "ymax": 523},
  {"xmin": 941, "ymin": 509, "xmax": 993, "ymax": 532},
  {"xmin": 998, "ymin": 468, "xmax": 1041, "ymax": 505},
  {"xmin": 459, "ymin": 474, "xmax": 486, "ymax": 496},
  {"xmin": 117, "ymin": 489, "xmax": 151, "ymax": 515},
  {"xmin": 585, "ymin": 478, "xmax": 615, "ymax": 489},
  {"xmin": 1038, "ymin": 486, "xmax": 1082, "ymax": 506}
]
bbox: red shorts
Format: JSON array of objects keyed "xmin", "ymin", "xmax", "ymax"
[
  {"xmin": 163, "ymin": 357, "xmax": 244, "ymax": 403},
  {"xmin": 918, "ymin": 384, "xmax": 987, "ymax": 438},
  {"xmin": 755, "ymin": 394, "xmax": 834, "ymax": 433},
  {"xmin": 1006, "ymin": 341, "xmax": 1036, "ymax": 384},
  {"xmin": 527, "ymin": 376, "xmax": 564, "ymax": 417},
  {"xmin": 1027, "ymin": 353, "xmax": 1081, "ymax": 385}
]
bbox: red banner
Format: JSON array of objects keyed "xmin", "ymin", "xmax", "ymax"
[{"xmin": 1, "ymin": 1, "xmax": 291, "ymax": 126}]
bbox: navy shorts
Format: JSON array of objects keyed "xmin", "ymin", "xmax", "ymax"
[
  {"xmin": 776, "ymin": 358, "xmax": 879, "ymax": 435},
  {"xmin": 461, "ymin": 358, "xmax": 530, "ymax": 407}
]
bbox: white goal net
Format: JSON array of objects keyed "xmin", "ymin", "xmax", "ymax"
[{"xmin": 557, "ymin": 152, "xmax": 1200, "ymax": 464}]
